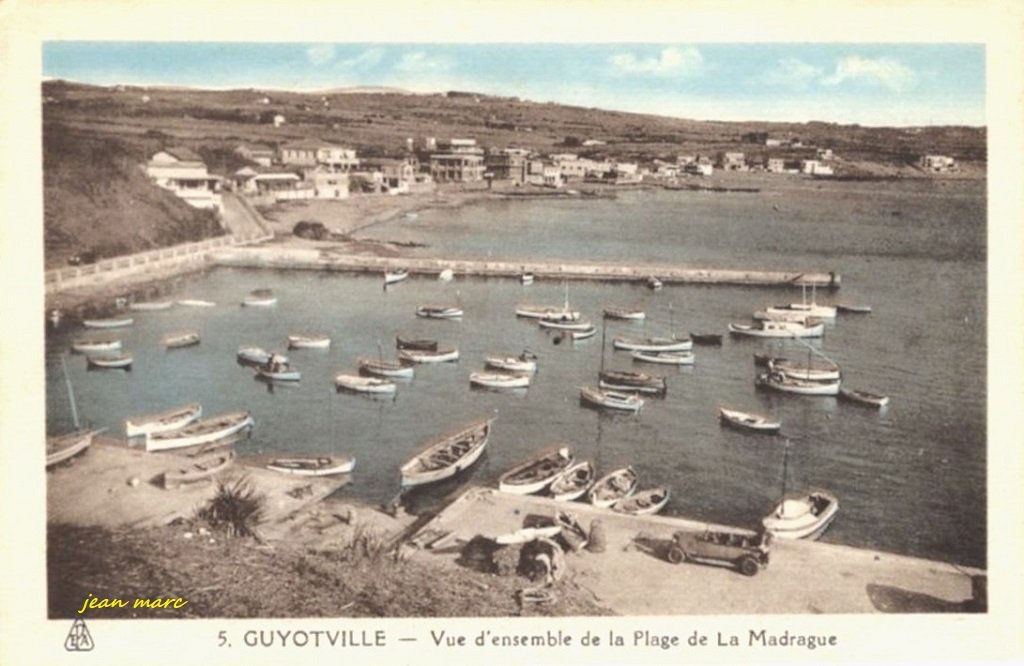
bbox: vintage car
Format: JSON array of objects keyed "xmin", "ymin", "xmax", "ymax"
[{"xmin": 666, "ymin": 529, "xmax": 771, "ymax": 576}]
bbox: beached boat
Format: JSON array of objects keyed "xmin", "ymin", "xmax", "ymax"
[
  {"xmin": 516, "ymin": 305, "xmax": 581, "ymax": 321},
  {"xmin": 612, "ymin": 335, "xmax": 693, "ymax": 352},
  {"xmin": 493, "ymin": 526, "xmax": 562, "ymax": 545},
  {"xmin": 255, "ymin": 365, "xmax": 301, "ymax": 382},
  {"xmin": 162, "ymin": 331, "xmax": 200, "ymax": 349},
  {"xmin": 579, "ymin": 386, "xmax": 644, "ymax": 412},
  {"xmin": 756, "ymin": 372, "xmax": 840, "ymax": 396},
  {"xmin": 598, "ymin": 370, "xmax": 667, "ymax": 394},
  {"xmin": 129, "ymin": 300, "xmax": 173, "ymax": 312},
  {"xmin": 589, "ymin": 466, "xmax": 639, "ymax": 508},
  {"xmin": 728, "ymin": 321, "xmax": 825, "ymax": 339},
  {"xmin": 470, "ymin": 372, "xmax": 531, "ymax": 389},
  {"xmin": 266, "ymin": 455, "xmax": 356, "ymax": 476},
  {"xmin": 836, "ymin": 303, "xmax": 873, "ymax": 314},
  {"xmin": 145, "ymin": 411, "xmax": 254, "ymax": 452},
  {"xmin": 236, "ymin": 347, "xmax": 288, "ymax": 367},
  {"xmin": 612, "ymin": 486, "xmax": 670, "ymax": 515},
  {"xmin": 335, "ymin": 373, "xmax": 397, "ymax": 394},
  {"xmin": 46, "ymin": 430, "xmax": 95, "ymax": 467},
  {"xmin": 603, "ymin": 307, "xmax": 646, "ymax": 320},
  {"xmin": 384, "ymin": 269, "xmax": 409, "ymax": 285},
  {"xmin": 83, "ymin": 317, "xmax": 134, "ymax": 329},
  {"xmin": 358, "ymin": 358, "xmax": 415, "ymax": 379},
  {"xmin": 241, "ymin": 289, "xmax": 277, "ymax": 307},
  {"xmin": 162, "ymin": 450, "xmax": 235, "ymax": 489},
  {"xmin": 718, "ymin": 407, "xmax": 781, "ymax": 434},
  {"xmin": 399, "ymin": 415, "xmax": 495, "ymax": 487},
  {"xmin": 438, "ymin": 269, "xmax": 455, "ymax": 282},
  {"xmin": 125, "ymin": 402, "xmax": 202, "ymax": 438},
  {"xmin": 839, "ymin": 388, "xmax": 891, "ymax": 408},
  {"xmin": 395, "ymin": 334, "xmax": 438, "ymax": 351},
  {"xmin": 689, "ymin": 333, "xmax": 723, "ymax": 346},
  {"xmin": 177, "ymin": 299, "xmax": 216, "ymax": 307},
  {"xmin": 769, "ymin": 358, "xmax": 841, "ymax": 382},
  {"xmin": 520, "ymin": 272, "xmax": 535, "ymax": 285},
  {"xmin": 548, "ymin": 461, "xmax": 596, "ymax": 501},
  {"xmin": 762, "ymin": 441, "xmax": 839, "ymax": 540},
  {"xmin": 398, "ymin": 347, "xmax": 460, "ymax": 363},
  {"xmin": 287, "ymin": 333, "xmax": 331, "ymax": 349},
  {"xmin": 571, "ymin": 326, "xmax": 598, "ymax": 341},
  {"xmin": 647, "ymin": 276, "xmax": 664, "ymax": 290},
  {"xmin": 71, "ymin": 338, "xmax": 121, "ymax": 354},
  {"xmin": 416, "ymin": 305, "xmax": 464, "ymax": 319},
  {"xmin": 484, "ymin": 351, "xmax": 538, "ymax": 373},
  {"xmin": 498, "ymin": 446, "xmax": 574, "ymax": 495},
  {"xmin": 538, "ymin": 317, "xmax": 593, "ymax": 331},
  {"xmin": 86, "ymin": 353, "xmax": 133, "ymax": 370},
  {"xmin": 631, "ymin": 350, "xmax": 695, "ymax": 366}
]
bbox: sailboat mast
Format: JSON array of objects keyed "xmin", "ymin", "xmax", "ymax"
[
  {"xmin": 600, "ymin": 318, "xmax": 607, "ymax": 374},
  {"xmin": 780, "ymin": 440, "xmax": 790, "ymax": 501},
  {"xmin": 61, "ymin": 354, "xmax": 80, "ymax": 429}
]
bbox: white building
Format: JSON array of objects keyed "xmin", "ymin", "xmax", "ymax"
[
  {"xmin": 920, "ymin": 155, "xmax": 956, "ymax": 172},
  {"xmin": 145, "ymin": 148, "xmax": 223, "ymax": 212},
  {"xmin": 801, "ymin": 160, "xmax": 834, "ymax": 176}
]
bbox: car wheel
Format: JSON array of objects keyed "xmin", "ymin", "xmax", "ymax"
[
  {"xmin": 739, "ymin": 556, "xmax": 759, "ymax": 577},
  {"xmin": 667, "ymin": 547, "xmax": 685, "ymax": 564}
]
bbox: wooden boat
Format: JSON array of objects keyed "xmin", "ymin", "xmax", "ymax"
[
  {"xmin": 335, "ymin": 373, "xmax": 397, "ymax": 394},
  {"xmin": 255, "ymin": 365, "xmax": 301, "ymax": 382},
  {"xmin": 71, "ymin": 338, "xmax": 121, "ymax": 354},
  {"xmin": 438, "ymin": 269, "xmax": 455, "ymax": 282},
  {"xmin": 399, "ymin": 415, "xmax": 495, "ymax": 487},
  {"xmin": 86, "ymin": 353, "xmax": 133, "ymax": 370},
  {"xmin": 287, "ymin": 333, "xmax": 331, "ymax": 349},
  {"xmin": 129, "ymin": 300, "xmax": 173, "ymax": 312},
  {"xmin": 83, "ymin": 317, "xmax": 134, "ymax": 329},
  {"xmin": 631, "ymin": 350, "xmax": 695, "ymax": 366},
  {"xmin": 520, "ymin": 272, "xmax": 535, "ymax": 285},
  {"xmin": 484, "ymin": 352, "xmax": 538, "ymax": 373},
  {"xmin": 839, "ymin": 388, "xmax": 891, "ymax": 408},
  {"xmin": 162, "ymin": 450, "xmax": 235, "ymax": 489},
  {"xmin": 571, "ymin": 326, "xmax": 598, "ymax": 341},
  {"xmin": 728, "ymin": 321, "xmax": 825, "ymax": 339},
  {"xmin": 515, "ymin": 305, "xmax": 580, "ymax": 321},
  {"xmin": 612, "ymin": 486, "xmax": 670, "ymax": 515},
  {"xmin": 177, "ymin": 299, "xmax": 216, "ymax": 307},
  {"xmin": 589, "ymin": 466, "xmax": 639, "ymax": 508},
  {"xmin": 241, "ymin": 289, "xmax": 277, "ymax": 307},
  {"xmin": 548, "ymin": 461, "xmax": 596, "ymax": 501},
  {"xmin": 46, "ymin": 430, "xmax": 95, "ymax": 467},
  {"xmin": 493, "ymin": 526, "xmax": 562, "ymax": 545},
  {"xmin": 754, "ymin": 352, "xmax": 786, "ymax": 367},
  {"xmin": 125, "ymin": 402, "xmax": 202, "ymax": 438},
  {"xmin": 689, "ymin": 333, "xmax": 723, "ymax": 346},
  {"xmin": 162, "ymin": 331, "xmax": 200, "ymax": 349},
  {"xmin": 236, "ymin": 346, "xmax": 288, "ymax": 367},
  {"xmin": 398, "ymin": 347, "xmax": 459, "ymax": 364},
  {"xmin": 579, "ymin": 386, "xmax": 644, "ymax": 412},
  {"xmin": 756, "ymin": 372, "xmax": 840, "ymax": 396},
  {"xmin": 395, "ymin": 334, "xmax": 438, "ymax": 351},
  {"xmin": 603, "ymin": 307, "xmax": 645, "ymax": 320},
  {"xmin": 718, "ymin": 407, "xmax": 781, "ymax": 434},
  {"xmin": 539, "ymin": 317, "xmax": 593, "ymax": 331},
  {"xmin": 837, "ymin": 303, "xmax": 873, "ymax": 314},
  {"xmin": 266, "ymin": 455, "xmax": 355, "ymax": 476},
  {"xmin": 416, "ymin": 305, "xmax": 464, "ymax": 319},
  {"xmin": 358, "ymin": 358, "xmax": 415, "ymax": 379},
  {"xmin": 145, "ymin": 411, "xmax": 254, "ymax": 452},
  {"xmin": 752, "ymin": 309, "xmax": 817, "ymax": 323},
  {"xmin": 384, "ymin": 269, "xmax": 410, "ymax": 285},
  {"xmin": 768, "ymin": 284, "xmax": 837, "ymax": 320},
  {"xmin": 646, "ymin": 276, "xmax": 664, "ymax": 290},
  {"xmin": 770, "ymin": 358, "xmax": 841, "ymax": 382},
  {"xmin": 598, "ymin": 370, "xmax": 666, "ymax": 394},
  {"xmin": 498, "ymin": 446, "xmax": 574, "ymax": 494},
  {"xmin": 763, "ymin": 490, "xmax": 840, "ymax": 540},
  {"xmin": 612, "ymin": 335, "xmax": 692, "ymax": 352},
  {"xmin": 470, "ymin": 372, "xmax": 531, "ymax": 389}
]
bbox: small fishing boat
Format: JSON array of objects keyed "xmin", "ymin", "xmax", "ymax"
[
  {"xmin": 125, "ymin": 402, "xmax": 203, "ymax": 438},
  {"xmin": 416, "ymin": 305, "xmax": 464, "ymax": 319},
  {"xmin": 768, "ymin": 284, "xmax": 837, "ymax": 320},
  {"xmin": 548, "ymin": 461, "xmax": 596, "ymax": 501},
  {"xmin": 399, "ymin": 415, "xmax": 495, "ymax": 487},
  {"xmin": 266, "ymin": 455, "xmax": 356, "ymax": 476},
  {"xmin": 520, "ymin": 272, "xmax": 535, "ymax": 285},
  {"xmin": 395, "ymin": 334, "xmax": 438, "ymax": 351},
  {"xmin": 728, "ymin": 321, "xmax": 825, "ymax": 339},
  {"xmin": 255, "ymin": 365, "xmax": 301, "ymax": 382},
  {"xmin": 571, "ymin": 326, "xmax": 598, "ymax": 341},
  {"xmin": 762, "ymin": 441, "xmax": 839, "ymax": 540},
  {"xmin": 631, "ymin": 350, "xmax": 695, "ymax": 366},
  {"xmin": 589, "ymin": 466, "xmax": 639, "ymax": 508},
  {"xmin": 484, "ymin": 351, "xmax": 538, "ymax": 373},
  {"xmin": 836, "ymin": 303, "xmax": 873, "ymax": 314},
  {"xmin": 470, "ymin": 372, "xmax": 531, "ymax": 390},
  {"xmin": 515, "ymin": 305, "xmax": 580, "ymax": 321},
  {"xmin": 839, "ymin": 388, "xmax": 891, "ymax": 408},
  {"xmin": 287, "ymin": 333, "xmax": 331, "ymax": 349},
  {"xmin": 612, "ymin": 335, "xmax": 692, "ymax": 352},
  {"xmin": 769, "ymin": 358, "xmax": 841, "ymax": 382},
  {"xmin": 689, "ymin": 333, "xmax": 723, "ymax": 346},
  {"xmin": 756, "ymin": 372, "xmax": 840, "ymax": 396},
  {"xmin": 647, "ymin": 276, "xmax": 664, "ymax": 290},
  {"xmin": 46, "ymin": 430, "xmax": 95, "ymax": 467},
  {"xmin": 83, "ymin": 317, "xmax": 134, "ymax": 329},
  {"xmin": 539, "ymin": 317, "xmax": 593, "ymax": 331},
  {"xmin": 162, "ymin": 450, "xmax": 235, "ymax": 489},
  {"xmin": 86, "ymin": 353, "xmax": 133, "ymax": 370},
  {"xmin": 438, "ymin": 269, "xmax": 455, "ymax": 282},
  {"xmin": 752, "ymin": 309, "xmax": 817, "ymax": 323},
  {"xmin": 603, "ymin": 307, "xmax": 645, "ymax": 320},
  {"xmin": 236, "ymin": 347, "xmax": 288, "ymax": 367},
  {"xmin": 498, "ymin": 446, "xmax": 574, "ymax": 495},
  {"xmin": 241, "ymin": 289, "xmax": 277, "ymax": 307},
  {"xmin": 718, "ymin": 407, "xmax": 781, "ymax": 434},
  {"xmin": 612, "ymin": 486, "xmax": 670, "ymax": 515},
  {"xmin": 358, "ymin": 358, "xmax": 415, "ymax": 379},
  {"xmin": 129, "ymin": 300, "xmax": 173, "ymax": 312},
  {"xmin": 335, "ymin": 373, "xmax": 397, "ymax": 394},
  {"xmin": 384, "ymin": 269, "xmax": 409, "ymax": 285},
  {"xmin": 754, "ymin": 352, "xmax": 786, "ymax": 367},
  {"xmin": 71, "ymin": 338, "xmax": 121, "ymax": 354},
  {"xmin": 162, "ymin": 331, "xmax": 200, "ymax": 349},
  {"xmin": 598, "ymin": 370, "xmax": 667, "ymax": 394},
  {"xmin": 177, "ymin": 299, "xmax": 216, "ymax": 307},
  {"xmin": 145, "ymin": 411, "xmax": 254, "ymax": 452},
  {"xmin": 398, "ymin": 347, "xmax": 460, "ymax": 364},
  {"xmin": 579, "ymin": 386, "xmax": 644, "ymax": 412}
]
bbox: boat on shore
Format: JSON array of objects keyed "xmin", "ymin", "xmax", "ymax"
[
  {"xmin": 71, "ymin": 338, "xmax": 121, "ymax": 354},
  {"xmin": 266, "ymin": 455, "xmax": 355, "ymax": 476},
  {"xmin": 287, "ymin": 333, "xmax": 331, "ymax": 349},
  {"xmin": 498, "ymin": 446, "xmax": 574, "ymax": 495},
  {"xmin": 756, "ymin": 372, "xmax": 840, "ymax": 396},
  {"xmin": 236, "ymin": 347, "xmax": 288, "ymax": 367},
  {"xmin": 416, "ymin": 305, "xmax": 464, "ymax": 319},
  {"xmin": 484, "ymin": 351, "xmax": 538, "ymax": 373},
  {"xmin": 145, "ymin": 411, "xmax": 254, "ymax": 452},
  {"xmin": 163, "ymin": 331, "xmax": 200, "ymax": 349},
  {"xmin": 579, "ymin": 386, "xmax": 644, "ymax": 412},
  {"xmin": 470, "ymin": 372, "xmax": 531, "ymax": 390},
  {"xmin": 718, "ymin": 407, "xmax": 781, "ymax": 434},
  {"xmin": 539, "ymin": 317, "xmax": 593, "ymax": 331},
  {"xmin": 612, "ymin": 335, "xmax": 693, "ymax": 352},
  {"xmin": 335, "ymin": 373, "xmax": 397, "ymax": 394},
  {"xmin": 242, "ymin": 289, "xmax": 277, "ymax": 307},
  {"xmin": 384, "ymin": 269, "xmax": 410, "ymax": 285},
  {"xmin": 125, "ymin": 402, "xmax": 202, "ymax": 438},
  {"xmin": 399, "ymin": 415, "xmax": 496, "ymax": 488},
  {"xmin": 763, "ymin": 490, "xmax": 840, "ymax": 540},
  {"xmin": 603, "ymin": 307, "xmax": 645, "ymax": 320},
  {"xmin": 839, "ymin": 388, "xmax": 891, "ymax": 408},
  {"xmin": 398, "ymin": 347, "xmax": 460, "ymax": 364},
  {"xmin": 86, "ymin": 353, "xmax": 133, "ymax": 370},
  {"xmin": 548, "ymin": 461, "xmax": 596, "ymax": 501},
  {"xmin": 631, "ymin": 350, "xmax": 695, "ymax": 366},
  {"xmin": 358, "ymin": 358, "xmax": 415, "ymax": 379},
  {"xmin": 612, "ymin": 486, "xmax": 670, "ymax": 515},
  {"xmin": 395, "ymin": 334, "xmax": 438, "ymax": 351},
  {"xmin": 46, "ymin": 430, "xmax": 95, "ymax": 467},
  {"xmin": 162, "ymin": 450, "xmax": 235, "ymax": 489},
  {"xmin": 83, "ymin": 317, "xmax": 134, "ymax": 329},
  {"xmin": 178, "ymin": 299, "xmax": 216, "ymax": 307},
  {"xmin": 689, "ymin": 333, "xmax": 723, "ymax": 346},
  {"xmin": 589, "ymin": 466, "xmax": 639, "ymax": 508},
  {"xmin": 129, "ymin": 300, "xmax": 173, "ymax": 312},
  {"xmin": 728, "ymin": 321, "xmax": 825, "ymax": 339},
  {"xmin": 598, "ymin": 370, "xmax": 666, "ymax": 394}
]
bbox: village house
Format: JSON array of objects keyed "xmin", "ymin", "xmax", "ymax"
[
  {"xmin": 316, "ymin": 145, "xmax": 360, "ymax": 172},
  {"xmin": 800, "ymin": 159, "xmax": 834, "ymax": 176},
  {"xmin": 719, "ymin": 152, "xmax": 747, "ymax": 171},
  {"xmin": 484, "ymin": 150, "xmax": 529, "ymax": 183},
  {"xmin": 309, "ymin": 169, "xmax": 350, "ymax": 199},
  {"xmin": 235, "ymin": 144, "xmax": 275, "ymax": 168},
  {"xmin": 278, "ymin": 142, "xmax": 321, "ymax": 167},
  {"xmin": 765, "ymin": 138, "xmax": 784, "ymax": 147},
  {"xmin": 816, "ymin": 148, "xmax": 834, "ymax": 160},
  {"xmin": 145, "ymin": 148, "xmax": 223, "ymax": 212},
  {"xmin": 684, "ymin": 161, "xmax": 714, "ymax": 176},
  {"xmin": 362, "ymin": 158, "xmax": 417, "ymax": 194},
  {"xmin": 919, "ymin": 154, "xmax": 956, "ymax": 172},
  {"xmin": 525, "ymin": 161, "xmax": 564, "ymax": 188},
  {"xmin": 429, "ymin": 138, "xmax": 485, "ymax": 183},
  {"xmin": 766, "ymin": 158, "xmax": 787, "ymax": 174},
  {"xmin": 232, "ymin": 167, "xmax": 312, "ymax": 201},
  {"xmin": 273, "ymin": 114, "xmax": 286, "ymax": 127}
]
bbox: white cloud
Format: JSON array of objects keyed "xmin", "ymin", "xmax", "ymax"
[
  {"xmin": 340, "ymin": 48, "xmax": 385, "ymax": 69},
  {"xmin": 305, "ymin": 44, "xmax": 336, "ymax": 67},
  {"xmin": 760, "ymin": 58, "xmax": 822, "ymax": 90},
  {"xmin": 394, "ymin": 51, "xmax": 454, "ymax": 74},
  {"xmin": 607, "ymin": 47, "xmax": 704, "ymax": 77},
  {"xmin": 821, "ymin": 56, "xmax": 917, "ymax": 92}
]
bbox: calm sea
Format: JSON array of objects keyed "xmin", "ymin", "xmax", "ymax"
[{"xmin": 46, "ymin": 177, "xmax": 986, "ymax": 567}]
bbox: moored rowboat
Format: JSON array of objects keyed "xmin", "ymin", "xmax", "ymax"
[
  {"xmin": 145, "ymin": 411, "xmax": 254, "ymax": 452},
  {"xmin": 162, "ymin": 450, "xmax": 235, "ymax": 489},
  {"xmin": 398, "ymin": 347, "xmax": 460, "ymax": 364},
  {"xmin": 598, "ymin": 370, "xmax": 666, "ymax": 394},
  {"xmin": 484, "ymin": 352, "xmax": 537, "ymax": 373},
  {"xmin": 548, "ymin": 461, "xmax": 596, "ymax": 501},
  {"xmin": 125, "ymin": 402, "xmax": 202, "ymax": 438},
  {"xmin": 255, "ymin": 366, "xmax": 301, "ymax": 382},
  {"xmin": 384, "ymin": 269, "xmax": 409, "ymax": 285},
  {"xmin": 539, "ymin": 318, "xmax": 593, "ymax": 331},
  {"xmin": 839, "ymin": 388, "xmax": 890, "ymax": 408},
  {"xmin": 603, "ymin": 307, "xmax": 645, "ymax": 320},
  {"xmin": 163, "ymin": 331, "xmax": 200, "ymax": 349},
  {"xmin": 287, "ymin": 333, "xmax": 331, "ymax": 349},
  {"xmin": 763, "ymin": 490, "xmax": 839, "ymax": 540},
  {"xmin": 612, "ymin": 486, "xmax": 670, "ymax": 515},
  {"xmin": 83, "ymin": 317, "xmax": 134, "ymax": 329},
  {"xmin": 335, "ymin": 373, "xmax": 397, "ymax": 394},
  {"xmin": 399, "ymin": 415, "xmax": 495, "ymax": 487},
  {"xmin": 236, "ymin": 346, "xmax": 288, "ymax": 367},
  {"xmin": 266, "ymin": 455, "xmax": 356, "ymax": 476},
  {"xmin": 242, "ymin": 289, "xmax": 277, "ymax": 307},
  {"xmin": 589, "ymin": 466, "xmax": 639, "ymax": 508},
  {"xmin": 612, "ymin": 336, "xmax": 692, "ymax": 352},
  {"xmin": 756, "ymin": 372, "xmax": 840, "ymax": 396},
  {"xmin": 416, "ymin": 305, "xmax": 464, "ymax": 319},
  {"xmin": 86, "ymin": 353, "xmax": 133, "ymax": 369},
  {"xmin": 129, "ymin": 300, "xmax": 173, "ymax": 311},
  {"xmin": 358, "ymin": 358, "xmax": 415, "ymax": 379},
  {"xmin": 515, "ymin": 305, "xmax": 580, "ymax": 321},
  {"xmin": 837, "ymin": 303, "xmax": 873, "ymax": 314},
  {"xmin": 178, "ymin": 299, "xmax": 216, "ymax": 307},
  {"xmin": 395, "ymin": 334, "xmax": 438, "ymax": 351},
  {"xmin": 71, "ymin": 338, "xmax": 121, "ymax": 354},
  {"xmin": 728, "ymin": 321, "xmax": 825, "ymax": 339},
  {"xmin": 718, "ymin": 407, "xmax": 781, "ymax": 434},
  {"xmin": 689, "ymin": 333, "xmax": 723, "ymax": 346},
  {"xmin": 579, "ymin": 386, "xmax": 644, "ymax": 412},
  {"xmin": 470, "ymin": 372, "xmax": 531, "ymax": 389},
  {"xmin": 631, "ymin": 350, "xmax": 695, "ymax": 366},
  {"xmin": 498, "ymin": 446, "xmax": 574, "ymax": 495}
]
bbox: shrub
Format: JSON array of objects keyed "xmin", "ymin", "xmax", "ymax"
[{"xmin": 198, "ymin": 476, "xmax": 266, "ymax": 538}]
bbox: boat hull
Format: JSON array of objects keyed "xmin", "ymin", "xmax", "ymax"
[
  {"xmin": 71, "ymin": 339, "xmax": 122, "ymax": 354},
  {"xmin": 718, "ymin": 407, "xmax": 781, "ymax": 434},
  {"xmin": 756, "ymin": 373, "xmax": 840, "ymax": 396},
  {"xmin": 86, "ymin": 354, "xmax": 133, "ymax": 369},
  {"xmin": 839, "ymin": 388, "xmax": 890, "ymax": 408},
  {"xmin": 763, "ymin": 492, "xmax": 839, "ymax": 540},
  {"xmin": 515, "ymin": 306, "xmax": 580, "ymax": 321},
  {"xmin": 163, "ymin": 451, "xmax": 235, "ymax": 489},
  {"xmin": 129, "ymin": 301, "xmax": 173, "ymax": 311},
  {"xmin": 631, "ymin": 351, "xmax": 695, "ymax": 366},
  {"xmin": 46, "ymin": 430, "xmax": 94, "ymax": 467},
  {"xmin": 398, "ymin": 348, "xmax": 460, "ymax": 363},
  {"xmin": 539, "ymin": 318, "xmax": 593, "ymax": 331},
  {"xmin": 416, "ymin": 307, "xmax": 464, "ymax": 319},
  {"xmin": 497, "ymin": 448, "xmax": 573, "ymax": 495},
  {"xmin": 612, "ymin": 487, "xmax": 670, "ymax": 515},
  {"xmin": 613, "ymin": 337, "xmax": 692, "ymax": 352},
  {"xmin": 400, "ymin": 417, "xmax": 494, "ymax": 488},
  {"xmin": 604, "ymin": 308, "xmax": 646, "ymax": 320},
  {"xmin": 125, "ymin": 402, "xmax": 203, "ymax": 438},
  {"xmin": 579, "ymin": 386, "xmax": 643, "ymax": 412},
  {"xmin": 266, "ymin": 456, "xmax": 356, "ymax": 476},
  {"xmin": 384, "ymin": 271, "xmax": 409, "ymax": 285},
  {"xmin": 470, "ymin": 373, "xmax": 531, "ymax": 389},
  {"xmin": 335, "ymin": 374, "xmax": 397, "ymax": 394},
  {"xmin": 83, "ymin": 318, "xmax": 134, "ymax": 329},
  {"xmin": 589, "ymin": 467, "xmax": 639, "ymax": 508},
  {"xmin": 728, "ymin": 322, "xmax": 825, "ymax": 338},
  {"xmin": 256, "ymin": 367, "xmax": 301, "ymax": 382},
  {"xmin": 484, "ymin": 356, "xmax": 537, "ymax": 373},
  {"xmin": 358, "ymin": 359, "xmax": 415, "ymax": 379},
  {"xmin": 163, "ymin": 332, "xmax": 200, "ymax": 349},
  {"xmin": 548, "ymin": 461, "xmax": 595, "ymax": 501},
  {"xmin": 145, "ymin": 412, "xmax": 254, "ymax": 452},
  {"xmin": 288, "ymin": 335, "xmax": 331, "ymax": 349}
]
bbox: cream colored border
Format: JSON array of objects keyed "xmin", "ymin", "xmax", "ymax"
[{"xmin": 1, "ymin": 0, "xmax": 1021, "ymax": 664}]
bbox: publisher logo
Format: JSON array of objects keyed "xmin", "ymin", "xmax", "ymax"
[{"xmin": 64, "ymin": 618, "xmax": 94, "ymax": 652}]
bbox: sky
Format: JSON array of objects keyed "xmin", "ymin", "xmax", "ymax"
[{"xmin": 42, "ymin": 42, "xmax": 985, "ymax": 127}]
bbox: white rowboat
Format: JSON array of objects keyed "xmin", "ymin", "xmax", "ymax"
[
  {"xmin": 125, "ymin": 402, "xmax": 202, "ymax": 438},
  {"xmin": 83, "ymin": 317, "xmax": 134, "ymax": 329},
  {"xmin": 484, "ymin": 353, "xmax": 538, "ymax": 373},
  {"xmin": 728, "ymin": 321, "xmax": 825, "ymax": 338},
  {"xmin": 178, "ymin": 299, "xmax": 216, "ymax": 307},
  {"xmin": 631, "ymin": 350, "xmax": 695, "ymax": 366},
  {"xmin": 539, "ymin": 318, "xmax": 593, "ymax": 331},
  {"xmin": 145, "ymin": 411, "xmax": 254, "ymax": 452},
  {"xmin": 416, "ymin": 305, "xmax": 464, "ymax": 319},
  {"xmin": 71, "ymin": 338, "xmax": 121, "ymax": 354},
  {"xmin": 498, "ymin": 446, "xmax": 573, "ymax": 495},
  {"xmin": 756, "ymin": 372, "xmax": 840, "ymax": 396},
  {"xmin": 400, "ymin": 415, "xmax": 495, "ymax": 488},
  {"xmin": 398, "ymin": 348, "xmax": 460, "ymax": 364},
  {"xmin": 603, "ymin": 307, "xmax": 646, "ymax": 320},
  {"xmin": 287, "ymin": 334, "xmax": 331, "ymax": 349},
  {"xmin": 470, "ymin": 372, "xmax": 531, "ymax": 389},
  {"xmin": 86, "ymin": 353, "xmax": 133, "ymax": 369},
  {"xmin": 579, "ymin": 386, "xmax": 644, "ymax": 412},
  {"xmin": 718, "ymin": 407, "xmax": 781, "ymax": 434},
  {"xmin": 163, "ymin": 331, "xmax": 200, "ymax": 349},
  {"xmin": 839, "ymin": 388, "xmax": 890, "ymax": 408},
  {"xmin": 384, "ymin": 269, "xmax": 409, "ymax": 285},
  {"xmin": 266, "ymin": 456, "xmax": 356, "ymax": 476},
  {"xmin": 358, "ymin": 358, "xmax": 415, "ymax": 379},
  {"xmin": 335, "ymin": 374, "xmax": 397, "ymax": 394},
  {"xmin": 548, "ymin": 461, "xmax": 596, "ymax": 501},
  {"xmin": 589, "ymin": 466, "xmax": 639, "ymax": 508},
  {"xmin": 612, "ymin": 336, "xmax": 693, "ymax": 352},
  {"xmin": 612, "ymin": 486, "xmax": 670, "ymax": 515},
  {"xmin": 129, "ymin": 301, "xmax": 173, "ymax": 311},
  {"xmin": 46, "ymin": 430, "xmax": 95, "ymax": 467}
]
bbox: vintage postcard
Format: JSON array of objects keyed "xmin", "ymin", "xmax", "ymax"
[{"xmin": 1, "ymin": 0, "xmax": 1022, "ymax": 664}]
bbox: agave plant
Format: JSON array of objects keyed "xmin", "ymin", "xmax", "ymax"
[{"xmin": 198, "ymin": 476, "xmax": 266, "ymax": 538}]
